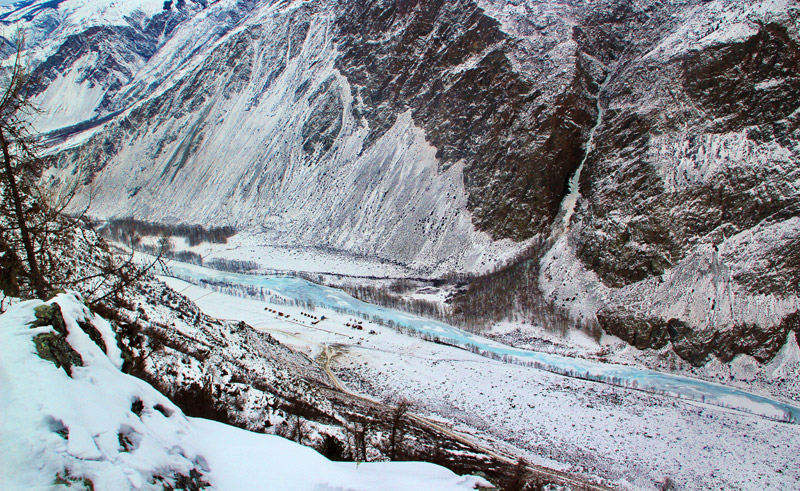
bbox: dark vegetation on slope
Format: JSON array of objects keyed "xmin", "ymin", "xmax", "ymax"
[
  {"xmin": 100, "ymin": 217, "xmax": 235, "ymax": 246},
  {"xmin": 97, "ymin": 217, "xmax": 267, "ymax": 273},
  {"xmin": 448, "ymin": 240, "xmax": 602, "ymax": 338},
  {"xmin": 319, "ymin": 241, "xmax": 603, "ymax": 341}
]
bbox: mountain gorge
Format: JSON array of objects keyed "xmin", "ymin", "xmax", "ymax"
[
  {"xmin": 2, "ymin": 2, "xmax": 800, "ymax": 488},
  {"xmin": 2, "ymin": 0, "xmax": 798, "ymax": 367}
]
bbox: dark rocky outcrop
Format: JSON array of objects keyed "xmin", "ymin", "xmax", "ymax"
[
  {"xmin": 596, "ymin": 307, "xmax": 670, "ymax": 352},
  {"xmin": 302, "ymin": 77, "xmax": 344, "ymax": 157},
  {"xmin": 683, "ymin": 23, "xmax": 800, "ymax": 138},
  {"xmin": 30, "ymin": 303, "xmax": 83, "ymax": 376},
  {"xmin": 29, "ymin": 23, "xmax": 166, "ymax": 114},
  {"xmin": 335, "ymin": 0, "xmax": 597, "ymax": 240},
  {"xmin": 570, "ymin": 17, "xmax": 800, "ymax": 363},
  {"xmin": 579, "ymin": 22, "xmax": 800, "ymax": 290},
  {"xmin": 599, "ymin": 308, "xmax": 800, "ymax": 367}
]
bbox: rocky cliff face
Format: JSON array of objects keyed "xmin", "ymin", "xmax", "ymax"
[
  {"xmin": 2, "ymin": 0, "xmax": 798, "ymax": 365},
  {"xmin": 335, "ymin": 0, "xmax": 598, "ymax": 240},
  {"xmin": 542, "ymin": 0, "xmax": 800, "ymax": 365}
]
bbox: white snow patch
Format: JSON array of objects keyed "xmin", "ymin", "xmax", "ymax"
[{"xmin": 32, "ymin": 52, "xmax": 106, "ymax": 132}]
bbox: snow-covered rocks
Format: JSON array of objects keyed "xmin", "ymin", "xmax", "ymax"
[
  {"xmin": 0, "ymin": 292, "xmax": 491, "ymax": 490},
  {"xmin": 0, "ymin": 293, "xmax": 208, "ymax": 489}
]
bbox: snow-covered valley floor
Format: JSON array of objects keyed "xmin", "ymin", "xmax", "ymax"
[
  {"xmin": 159, "ymin": 275, "xmax": 800, "ymax": 491},
  {"xmin": 165, "ymin": 232, "xmax": 417, "ymax": 278}
]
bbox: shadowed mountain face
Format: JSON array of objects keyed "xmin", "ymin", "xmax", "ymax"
[
  {"xmin": 334, "ymin": 0, "xmax": 597, "ymax": 241},
  {"xmin": 579, "ymin": 22, "xmax": 800, "ymax": 290},
  {"xmin": 570, "ymin": 17, "xmax": 800, "ymax": 365},
  {"xmin": 5, "ymin": 0, "xmax": 799, "ymax": 364}
]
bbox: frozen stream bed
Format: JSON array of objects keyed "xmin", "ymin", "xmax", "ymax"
[{"xmin": 163, "ymin": 261, "xmax": 800, "ymax": 423}]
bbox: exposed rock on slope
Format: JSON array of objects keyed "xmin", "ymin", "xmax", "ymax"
[
  {"xmin": 335, "ymin": 0, "xmax": 597, "ymax": 240},
  {"xmin": 544, "ymin": 0, "xmax": 800, "ymax": 365}
]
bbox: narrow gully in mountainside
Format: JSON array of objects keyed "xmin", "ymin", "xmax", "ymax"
[{"xmin": 551, "ymin": 73, "xmax": 609, "ymax": 241}]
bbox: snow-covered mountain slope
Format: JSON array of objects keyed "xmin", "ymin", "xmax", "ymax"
[
  {"xmin": 1, "ymin": 0, "xmax": 205, "ymax": 130},
  {"xmin": 2, "ymin": 0, "xmax": 798, "ymax": 363},
  {"xmin": 18, "ymin": 0, "xmax": 526, "ymax": 275},
  {"xmin": 0, "ymin": 292, "xmax": 490, "ymax": 490}
]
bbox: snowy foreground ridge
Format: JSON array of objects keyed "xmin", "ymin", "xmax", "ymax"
[{"xmin": 0, "ymin": 293, "xmax": 490, "ymax": 491}]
